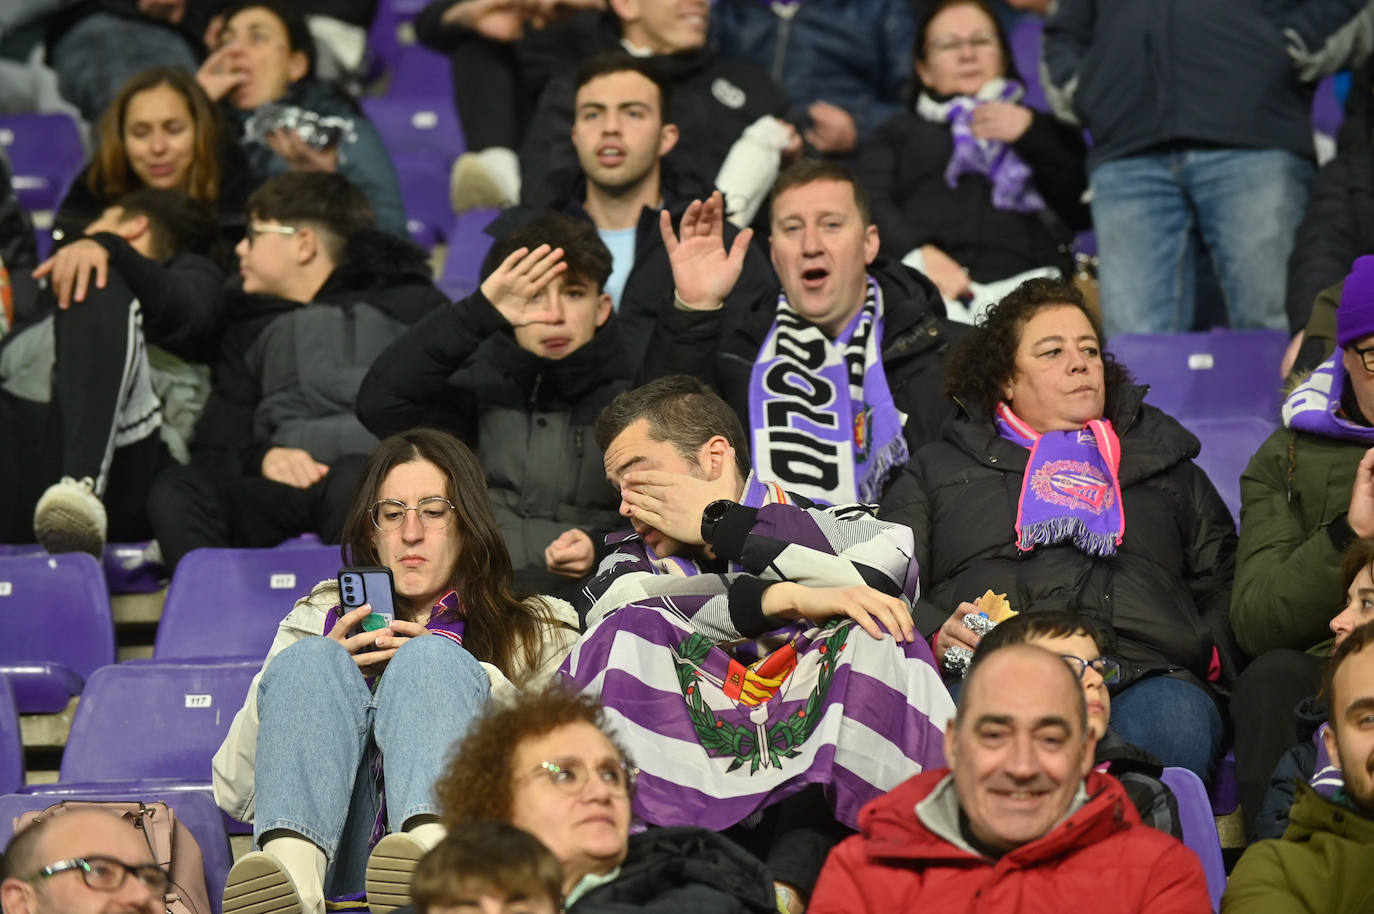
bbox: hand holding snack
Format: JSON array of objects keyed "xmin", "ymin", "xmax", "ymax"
[{"xmin": 939, "ymin": 590, "xmax": 1017, "ymax": 675}]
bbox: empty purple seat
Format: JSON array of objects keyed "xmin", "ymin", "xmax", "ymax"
[
  {"xmin": 1008, "ymin": 17, "xmax": 1049, "ymax": 113},
  {"xmin": 0, "ymin": 553, "xmax": 114, "ymax": 713},
  {"xmin": 1159, "ymin": 766, "xmax": 1226, "ymax": 912},
  {"xmin": 361, "ymin": 96, "xmax": 464, "ymax": 160},
  {"xmin": 438, "ymin": 207, "xmax": 499, "ymax": 299},
  {"xmin": 0, "ymin": 113, "xmax": 86, "ymax": 213},
  {"xmin": 1181, "ymin": 416, "xmax": 1278, "ymax": 527},
  {"xmin": 0, "ymin": 677, "xmax": 24, "ymax": 795},
  {"xmin": 1109, "ymin": 329, "xmax": 1289, "ymax": 422},
  {"xmin": 0, "ymin": 788, "xmax": 233, "ymax": 914},
  {"xmin": 154, "ymin": 546, "xmax": 340, "ymax": 660},
  {"xmin": 103, "ymin": 541, "xmax": 165, "ymax": 594},
  {"xmin": 393, "ymin": 155, "xmax": 451, "ymax": 248}
]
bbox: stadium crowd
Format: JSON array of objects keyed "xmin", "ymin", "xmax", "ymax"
[{"xmin": 3, "ymin": 0, "xmax": 1374, "ymax": 912}]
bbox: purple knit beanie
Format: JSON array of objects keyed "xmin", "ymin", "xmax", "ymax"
[{"xmin": 1338, "ymin": 255, "xmax": 1374, "ymax": 347}]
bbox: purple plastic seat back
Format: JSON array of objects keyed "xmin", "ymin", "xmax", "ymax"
[
  {"xmin": 1158, "ymin": 766, "xmax": 1225, "ymax": 912},
  {"xmin": 438, "ymin": 208, "xmax": 499, "ymax": 299},
  {"xmin": 102, "ymin": 541, "xmax": 165, "ymax": 594},
  {"xmin": 0, "ymin": 553, "xmax": 114, "ymax": 713},
  {"xmin": 1209, "ymin": 745, "xmax": 1239, "ymax": 816},
  {"xmin": 0, "ymin": 788, "xmax": 233, "ymax": 914},
  {"xmin": 1008, "ymin": 17, "xmax": 1048, "ymax": 113},
  {"xmin": 59, "ymin": 660, "xmax": 258, "ymax": 783},
  {"xmin": 360, "ymin": 96, "xmax": 465, "ymax": 247},
  {"xmin": 1313, "ymin": 74, "xmax": 1344, "ymax": 138},
  {"xmin": 0, "ymin": 114, "xmax": 86, "ymax": 212},
  {"xmin": 154, "ymin": 546, "xmax": 341, "ymax": 661},
  {"xmin": 1108, "ymin": 329, "xmax": 1289, "ymax": 421},
  {"xmin": 1180, "ymin": 416, "xmax": 1278, "ymax": 528},
  {"xmin": 0, "ymin": 678, "xmax": 23, "ymax": 795}
]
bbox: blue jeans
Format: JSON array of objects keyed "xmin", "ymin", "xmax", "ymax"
[
  {"xmin": 1110, "ymin": 676, "xmax": 1223, "ymax": 783},
  {"xmin": 1090, "ymin": 148, "xmax": 1314, "ymax": 336},
  {"xmin": 51, "ymin": 13, "xmax": 199, "ymax": 123},
  {"xmin": 254, "ymin": 636, "xmax": 489, "ymax": 895}
]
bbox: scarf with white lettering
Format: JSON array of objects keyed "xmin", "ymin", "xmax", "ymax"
[
  {"xmin": 916, "ymin": 78, "xmax": 1045, "ymax": 214},
  {"xmin": 995, "ymin": 402, "xmax": 1124, "ymax": 556},
  {"xmin": 1281, "ymin": 353, "xmax": 1374, "ymax": 442},
  {"xmin": 747, "ymin": 277, "xmax": 907, "ymax": 504}
]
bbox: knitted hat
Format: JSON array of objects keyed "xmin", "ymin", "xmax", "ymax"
[{"xmin": 1338, "ymin": 255, "xmax": 1374, "ymax": 347}]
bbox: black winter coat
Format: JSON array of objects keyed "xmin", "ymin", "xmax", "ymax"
[
  {"xmin": 881, "ymin": 382, "xmax": 1242, "ymax": 692},
  {"xmin": 857, "ymin": 108, "xmax": 1090, "ymax": 280},
  {"xmin": 647, "ymin": 254, "xmax": 968, "ymax": 491},
  {"xmin": 519, "ymin": 13, "xmax": 791, "ymax": 209}
]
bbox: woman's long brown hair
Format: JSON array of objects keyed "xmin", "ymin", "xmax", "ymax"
[
  {"xmin": 88, "ymin": 67, "xmax": 222, "ymax": 204},
  {"xmin": 339, "ymin": 428, "xmax": 556, "ymax": 684}
]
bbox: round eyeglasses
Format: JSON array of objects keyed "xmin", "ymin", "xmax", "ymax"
[
  {"xmin": 369, "ymin": 497, "xmax": 456, "ymax": 533},
  {"xmin": 1059, "ymin": 654, "xmax": 1121, "ymax": 685},
  {"xmin": 524, "ymin": 757, "xmax": 637, "ymax": 797},
  {"xmin": 32, "ymin": 856, "xmax": 170, "ymax": 896}
]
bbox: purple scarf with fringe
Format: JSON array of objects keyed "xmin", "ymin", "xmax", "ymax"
[
  {"xmin": 917, "ymin": 78, "xmax": 1045, "ymax": 214},
  {"xmin": 747, "ymin": 277, "xmax": 908, "ymax": 505},
  {"xmin": 1282, "ymin": 353, "xmax": 1374, "ymax": 443},
  {"xmin": 995, "ymin": 402, "xmax": 1124, "ymax": 556}
]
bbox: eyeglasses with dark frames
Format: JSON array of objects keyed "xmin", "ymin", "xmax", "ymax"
[
  {"xmin": 369, "ymin": 497, "xmax": 457, "ymax": 533},
  {"xmin": 1058, "ymin": 653, "xmax": 1121, "ymax": 685},
  {"xmin": 30, "ymin": 856, "xmax": 170, "ymax": 896},
  {"xmin": 1349, "ymin": 341, "xmax": 1374, "ymax": 373}
]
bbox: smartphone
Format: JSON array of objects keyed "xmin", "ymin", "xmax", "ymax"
[{"xmin": 338, "ymin": 566, "xmax": 397, "ymax": 638}]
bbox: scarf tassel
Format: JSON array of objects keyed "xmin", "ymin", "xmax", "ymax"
[{"xmin": 1017, "ymin": 517, "xmax": 1122, "ymax": 558}]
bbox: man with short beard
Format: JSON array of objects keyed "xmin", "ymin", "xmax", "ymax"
[{"xmin": 1222, "ymin": 619, "xmax": 1374, "ymax": 912}]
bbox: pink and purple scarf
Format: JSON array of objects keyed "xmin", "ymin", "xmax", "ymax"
[{"xmin": 994, "ymin": 402, "xmax": 1125, "ymax": 556}]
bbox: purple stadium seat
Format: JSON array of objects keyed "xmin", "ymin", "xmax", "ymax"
[
  {"xmin": 0, "ymin": 678, "xmax": 24, "ymax": 795},
  {"xmin": 1108, "ymin": 329, "xmax": 1289, "ymax": 422},
  {"xmin": 0, "ymin": 553, "xmax": 114, "ymax": 713},
  {"xmin": 1209, "ymin": 746, "xmax": 1239, "ymax": 816},
  {"xmin": 103, "ymin": 541, "xmax": 165, "ymax": 594},
  {"xmin": 438, "ymin": 207, "xmax": 498, "ymax": 300},
  {"xmin": 1008, "ymin": 17, "xmax": 1049, "ymax": 113},
  {"xmin": 1313, "ymin": 74, "xmax": 1345, "ymax": 139},
  {"xmin": 0, "ymin": 789, "xmax": 234, "ymax": 914},
  {"xmin": 153, "ymin": 546, "xmax": 341, "ymax": 660},
  {"xmin": 1180, "ymin": 416, "xmax": 1277, "ymax": 527},
  {"xmin": 361, "ymin": 96, "xmax": 464, "ymax": 158},
  {"xmin": 1158, "ymin": 766, "xmax": 1226, "ymax": 912},
  {"xmin": 392, "ymin": 154, "xmax": 451, "ymax": 248},
  {"xmin": 55, "ymin": 660, "xmax": 257, "ymax": 784},
  {"xmin": 0, "ymin": 113, "xmax": 86, "ymax": 213}
]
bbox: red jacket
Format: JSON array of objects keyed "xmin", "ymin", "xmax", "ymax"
[{"xmin": 811, "ymin": 768, "xmax": 1211, "ymax": 914}]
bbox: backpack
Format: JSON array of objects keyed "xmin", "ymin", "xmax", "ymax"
[{"xmin": 13, "ymin": 799, "xmax": 212, "ymax": 914}]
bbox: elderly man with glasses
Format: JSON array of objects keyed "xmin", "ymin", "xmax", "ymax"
[
  {"xmin": 146, "ymin": 170, "xmax": 446, "ymax": 572},
  {"xmin": 0, "ymin": 809, "xmax": 168, "ymax": 914}
]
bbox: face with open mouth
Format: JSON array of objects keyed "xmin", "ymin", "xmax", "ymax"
[
  {"xmin": 571, "ymin": 70, "xmax": 677, "ymax": 197},
  {"xmin": 770, "ymin": 179, "xmax": 880, "ymax": 339},
  {"xmin": 945, "ymin": 645, "xmax": 1095, "ymax": 853}
]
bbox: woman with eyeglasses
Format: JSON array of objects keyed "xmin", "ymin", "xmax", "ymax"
[
  {"xmin": 212, "ymin": 428, "xmax": 581, "ymax": 914},
  {"xmin": 856, "ymin": 0, "xmax": 1090, "ymax": 324},
  {"xmin": 881, "ymin": 276, "xmax": 1241, "ymax": 784},
  {"xmin": 381, "ymin": 686, "xmax": 776, "ymax": 914},
  {"xmin": 975, "ymin": 611, "xmax": 1184, "ymax": 841}
]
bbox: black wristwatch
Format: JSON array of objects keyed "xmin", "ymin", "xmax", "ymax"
[{"xmin": 700, "ymin": 499, "xmax": 735, "ymax": 543}]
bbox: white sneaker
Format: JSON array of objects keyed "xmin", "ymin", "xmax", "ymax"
[
  {"xmin": 449, "ymin": 147, "xmax": 520, "ymax": 214},
  {"xmin": 33, "ymin": 476, "xmax": 106, "ymax": 558},
  {"xmin": 365, "ymin": 832, "xmax": 427, "ymax": 914},
  {"xmin": 223, "ymin": 851, "xmax": 305, "ymax": 914}
]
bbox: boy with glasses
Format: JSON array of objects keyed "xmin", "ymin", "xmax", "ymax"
[
  {"xmin": 976, "ymin": 610, "xmax": 1183, "ymax": 839},
  {"xmin": 0, "ymin": 809, "xmax": 167, "ymax": 914},
  {"xmin": 147, "ymin": 171, "xmax": 446, "ymax": 572}
]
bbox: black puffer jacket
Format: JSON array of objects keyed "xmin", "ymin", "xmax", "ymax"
[
  {"xmin": 355, "ymin": 288, "xmax": 631, "ymax": 577},
  {"xmin": 857, "ymin": 108, "xmax": 1090, "ymax": 280},
  {"xmin": 519, "ymin": 12, "xmax": 791, "ymax": 210},
  {"xmin": 881, "ymin": 382, "xmax": 1242, "ymax": 692},
  {"xmin": 648, "ymin": 254, "xmax": 969, "ymax": 486}
]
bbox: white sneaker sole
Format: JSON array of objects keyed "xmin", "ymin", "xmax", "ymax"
[
  {"xmin": 33, "ymin": 502, "xmax": 104, "ymax": 557},
  {"xmin": 223, "ymin": 853, "xmax": 304, "ymax": 914}
]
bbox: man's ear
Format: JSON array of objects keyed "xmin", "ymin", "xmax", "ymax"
[
  {"xmin": 699, "ymin": 434, "xmax": 733, "ymax": 480},
  {"xmin": 595, "ymin": 292, "xmax": 613, "ymax": 328},
  {"xmin": 287, "ymin": 49, "xmax": 309, "ymax": 83},
  {"xmin": 2, "ymin": 876, "xmax": 39, "ymax": 914},
  {"xmin": 658, "ymin": 123, "xmax": 679, "ymax": 159},
  {"xmin": 863, "ymin": 223, "xmax": 879, "ymax": 266},
  {"xmin": 116, "ymin": 213, "xmax": 150, "ymax": 244},
  {"xmin": 294, "ymin": 226, "xmax": 319, "ymax": 266},
  {"xmin": 942, "ymin": 717, "xmax": 958, "ymax": 770},
  {"xmin": 1323, "ymin": 723, "xmax": 1343, "ymax": 772},
  {"xmin": 1078, "ymin": 730, "xmax": 1099, "ymax": 780}
]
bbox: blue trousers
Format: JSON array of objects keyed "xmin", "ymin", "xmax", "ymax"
[{"xmin": 1111, "ymin": 675, "xmax": 1224, "ymax": 783}]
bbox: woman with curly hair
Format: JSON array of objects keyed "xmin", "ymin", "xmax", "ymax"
[
  {"xmin": 881, "ymin": 276, "xmax": 1242, "ymax": 783},
  {"xmin": 412, "ymin": 686, "xmax": 778, "ymax": 914},
  {"xmin": 213, "ymin": 428, "xmax": 581, "ymax": 914}
]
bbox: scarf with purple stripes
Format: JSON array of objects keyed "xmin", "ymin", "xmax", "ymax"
[
  {"xmin": 995, "ymin": 402, "xmax": 1125, "ymax": 556},
  {"xmin": 1281, "ymin": 353, "xmax": 1374, "ymax": 443},
  {"xmin": 916, "ymin": 78, "xmax": 1045, "ymax": 214},
  {"xmin": 747, "ymin": 276, "xmax": 908, "ymax": 505}
]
